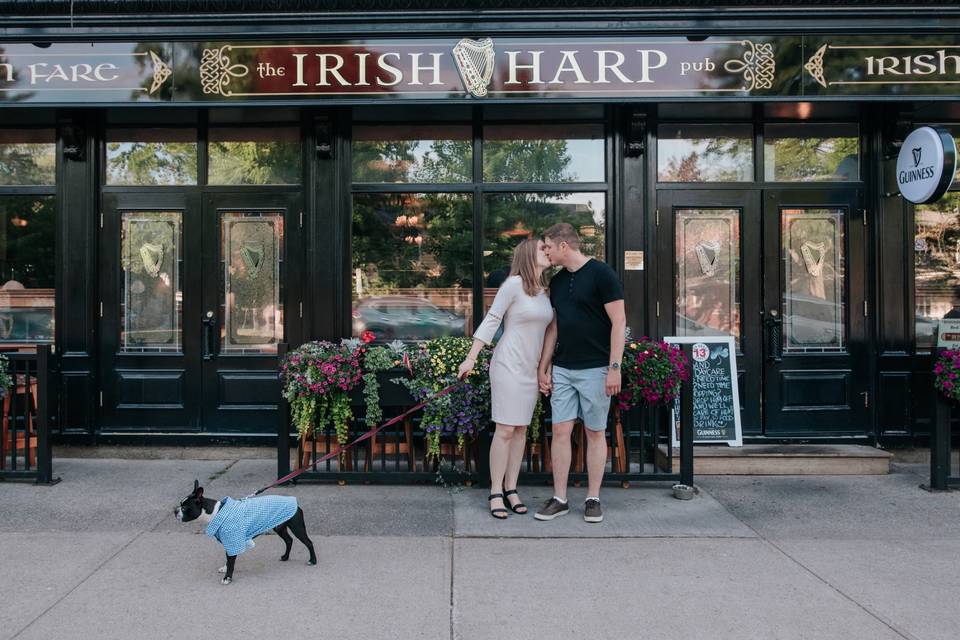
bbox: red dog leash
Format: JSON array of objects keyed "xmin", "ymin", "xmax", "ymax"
[{"xmin": 251, "ymin": 382, "xmax": 461, "ymax": 496}]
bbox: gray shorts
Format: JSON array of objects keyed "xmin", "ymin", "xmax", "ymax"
[{"xmin": 550, "ymin": 365, "xmax": 611, "ymax": 431}]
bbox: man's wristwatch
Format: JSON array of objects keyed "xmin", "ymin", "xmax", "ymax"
[{"xmin": 608, "ymin": 362, "xmax": 620, "ymax": 371}]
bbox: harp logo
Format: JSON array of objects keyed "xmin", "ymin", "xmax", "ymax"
[{"xmin": 453, "ymin": 38, "xmax": 495, "ymax": 97}]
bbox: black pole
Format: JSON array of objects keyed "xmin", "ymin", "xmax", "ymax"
[
  {"xmin": 680, "ymin": 343, "xmax": 694, "ymax": 487},
  {"xmin": 277, "ymin": 343, "xmax": 291, "ymax": 482},
  {"xmin": 35, "ymin": 345, "xmax": 54, "ymax": 484},
  {"xmin": 931, "ymin": 354, "xmax": 950, "ymax": 491}
]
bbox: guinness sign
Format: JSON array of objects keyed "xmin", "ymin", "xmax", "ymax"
[{"xmin": 896, "ymin": 126, "xmax": 957, "ymax": 204}]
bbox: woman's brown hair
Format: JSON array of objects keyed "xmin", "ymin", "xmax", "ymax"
[{"xmin": 509, "ymin": 238, "xmax": 549, "ymax": 297}]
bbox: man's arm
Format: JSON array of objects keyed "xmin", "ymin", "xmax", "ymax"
[
  {"xmin": 538, "ymin": 314, "xmax": 557, "ymax": 395},
  {"xmin": 604, "ymin": 299, "xmax": 626, "ymax": 396}
]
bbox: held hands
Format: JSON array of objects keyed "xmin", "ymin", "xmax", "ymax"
[
  {"xmin": 538, "ymin": 365, "xmax": 553, "ymax": 396},
  {"xmin": 457, "ymin": 357, "xmax": 476, "ymax": 380},
  {"xmin": 605, "ymin": 368, "xmax": 622, "ymax": 397}
]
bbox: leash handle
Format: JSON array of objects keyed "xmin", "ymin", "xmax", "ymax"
[{"xmin": 252, "ymin": 382, "xmax": 461, "ymax": 496}]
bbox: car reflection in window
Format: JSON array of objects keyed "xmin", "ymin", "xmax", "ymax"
[{"xmin": 352, "ymin": 295, "xmax": 465, "ymax": 341}]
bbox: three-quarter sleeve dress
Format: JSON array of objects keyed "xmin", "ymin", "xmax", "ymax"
[{"xmin": 473, "ymin": 275, "xmax": 554, "ymax": 426}]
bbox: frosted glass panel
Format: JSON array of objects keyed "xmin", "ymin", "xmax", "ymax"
[
  {"xmin": 121, "ymin": 211, "xmax": 182, "ymax": 352},
  {"xmin": 221, "ymin": 210, "xmax": 283, "ymax": 353}
]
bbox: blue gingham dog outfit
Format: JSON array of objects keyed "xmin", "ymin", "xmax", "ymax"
[{"xmin": 206, "ymin": 495, "xmax": 298, "ymax": 556}]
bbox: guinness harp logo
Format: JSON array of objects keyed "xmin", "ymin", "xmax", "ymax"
[
  {"xmin": 913, "ymin": 147, "xmax": 923, "ymax": 167},
  {"xmin": 453, "ymin": 38, "xmax": 495, "ymax": 98}
]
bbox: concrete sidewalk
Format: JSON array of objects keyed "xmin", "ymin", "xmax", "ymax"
[{"xmin": 1, "ymin": 458, "xmax": 958, "ymax": 640}]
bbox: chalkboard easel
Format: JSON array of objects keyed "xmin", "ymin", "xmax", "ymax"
[{"xmin": 665, "ymin": 336, "xmax": 743, "ymax": 448}]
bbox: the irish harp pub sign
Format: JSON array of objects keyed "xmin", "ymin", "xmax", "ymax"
[{"xmin": 3, "ymin": 35, "xmax": 960, "ymax": 103}]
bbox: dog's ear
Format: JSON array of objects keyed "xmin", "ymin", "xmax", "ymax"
[
  {"xmin": 196, "ymin": 486, "xmax": 203, "ymax": 499},
  {"xmin": 193, "ymin": 479, "xmax": 199, "ymax": 493}
]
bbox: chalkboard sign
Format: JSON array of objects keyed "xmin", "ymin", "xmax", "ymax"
[{"xmin": 666, "ymin": 336, "xmax": 743, "ymax": 447}]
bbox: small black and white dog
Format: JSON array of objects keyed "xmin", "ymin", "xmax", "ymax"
[{"xmin": 175, "ymin": 480, "xmax": 317, "ymax": 584}]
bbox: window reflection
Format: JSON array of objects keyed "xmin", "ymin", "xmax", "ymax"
[
  {"xmin": 352, "ymin": 193, "xmax": 472, "ymax": 340},
  {"xmin": 106, "ymin": 128, "xmax": 198, "ymax": 186},
  {"xmin": 916, "ymin": 193, "xmax": 960, "ymax": 349},
  {"xmin": 483, "ymin": 124, "xmax": 605, "ymax": 183},
  {"xmin": 764, "ymin": 124, "xmax": 859, "ymax": 182},
  {"xmin": 121, "ymin": 211, "xmax": 182, "ymax": 352},
  {"xmin": 782, "ymin": 208, "xmax": 845, "ymax": 352},
  {"xmin": 657, "ymin": 124, "xmax": 753, "ymax": 182},
  {"xmin": 0, "ymin": 197, "xmax": 55, "ymax": 345},
  {"xmin": 208, "ymin": 127, "xmax": 301, "ymax": 185},
  {"xmin": 352, "ymin": 125, "xmax": 472, "ymax": 183},
  {"xmin": 0, "ymin": 129, "xmax": 55, "ymax": 186},
  {"xmin": 674, "ymin": 208, "xmax": 740, "ymax": 346}
]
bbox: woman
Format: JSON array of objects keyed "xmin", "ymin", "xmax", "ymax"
[{"xmin": 458, "ymin": 238, "xmax": 553, "ymax": 519}]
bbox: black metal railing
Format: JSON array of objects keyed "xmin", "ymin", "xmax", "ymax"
[
  {"xmin": 276, "ymin": 343, "xmax": 694, "ymax": 487},
  {"xmin": 929, "ymin": 391, "xmax": 960, "ymax": 490},
  {"xmin": 0, "ymin": 345, "xmax": 58, "ymax": 484}
]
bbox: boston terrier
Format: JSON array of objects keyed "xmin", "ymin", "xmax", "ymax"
[{"xmin": 175, "ymin": 480, "xmax": 317, "ymax": 584}]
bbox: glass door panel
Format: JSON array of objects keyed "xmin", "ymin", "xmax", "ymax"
[
  {"xmin": 220, "ymin": 210, "xmax": 283, "ymax": 354},
  {"xmin": 675, "ymin": 208, "xmax": 741, "ymax": 347},
  {"xmin": 121, "ymin": 211, "xmax": 183, "ymax": 353},
  {"xmin": 781, "ymin": 208, "xmax": 845, "ymax": 353}
]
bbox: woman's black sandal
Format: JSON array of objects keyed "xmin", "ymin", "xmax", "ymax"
[
  {"xmin": 488, "ymin": 493, "xmax": 509, "ymax": 519},
  {"xmin": 504, "ymin": 489, "xmax": 527, "ymax": 514}
]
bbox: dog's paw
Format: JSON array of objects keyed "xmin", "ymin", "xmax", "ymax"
[
  {"xmin": 280, "ymin": 555, "xmax": 290, "ymax": 562},
  {"xmin": 221, "ymin": 576, "xmax": 232, "ymax": 585},
  {"xmin": 306, "ymin": 559, "xmax": 317, "ymax": 566},
  {"xmin": 218, "ymin": 565, "xmax": 227, "ymax": 574}
]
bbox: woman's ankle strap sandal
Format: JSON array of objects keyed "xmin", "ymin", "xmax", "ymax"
[
  {"xmin": 503, "ymin": 489, "xmax": 527, "ymax": 514},
  {"xmin": 488, "ymin": 493, "xmax": 509, "ymax": 519}
]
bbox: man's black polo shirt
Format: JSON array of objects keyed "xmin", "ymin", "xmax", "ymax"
[{"xmin": 549, "ymin": 258, "xmax": 624, "ymax": 370}]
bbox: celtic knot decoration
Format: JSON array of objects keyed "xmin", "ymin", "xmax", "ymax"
[
  {"xmin": 804, "ymin": 44, "xmax": 828, "ymax": 88},
  {"xmin": 200, "ymin": 46, "xmax": 249, "ymax": 96},
  {"xmin": 724, "ymin": 40, "xmax": 776, "ymax": 92},
  {"xmin": 149, "ymin": 51, "xmax": 172, "ymax": 94}
]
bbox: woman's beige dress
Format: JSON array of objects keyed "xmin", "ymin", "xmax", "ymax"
[{"xmin": 474, "ymin": 275, "xmax": 554, "ymax": 426}]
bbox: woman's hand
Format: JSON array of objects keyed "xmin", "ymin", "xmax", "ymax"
[{"xmin": 457, "ymin": 357, "xmax": 476, "ymax": 380}]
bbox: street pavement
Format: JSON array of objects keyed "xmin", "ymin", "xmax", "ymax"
[{"xmin": 1, "ymin": 458, "xmax": 958, "ymax": 640}]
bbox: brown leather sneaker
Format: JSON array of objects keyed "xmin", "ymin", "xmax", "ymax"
[
  {"xmin": 584, "ymin": 498, "xmax": 603, "ymax": 523},
  {"xmin": 534, "ymin": 497, "xmax": 570, "ymax": 521}
]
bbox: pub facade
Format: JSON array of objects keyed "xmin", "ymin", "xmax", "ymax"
[{"xmin": 1, "ymin": 0, "xmax": 958, "ymax": 447}]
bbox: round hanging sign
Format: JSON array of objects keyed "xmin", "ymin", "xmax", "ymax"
[{"xmin": 897, "ymin": 126, "xmax": 957, "ymax": 204}]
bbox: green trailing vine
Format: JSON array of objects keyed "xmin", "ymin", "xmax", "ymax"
[
  {"xmin": 528, "ymin": 394, "xmax": 542, "ymax": 443},
  {"xmin": 360, "ymin": 344, "xmax": 405, "ymax": 428}
]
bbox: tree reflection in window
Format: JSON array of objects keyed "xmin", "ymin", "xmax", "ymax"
[
  {"xmin": 106, "ymin": 129, "xmax": 198, "ymax": 186},
  {"xmin": 915, "ymin": 193, "xmax": 960, "ymax": 348},
  {"xmin": 352, "ymin": 193, "xmax": 472, "ymax": 340},
  {"xmin": 483, "ymin": 124, "xmax": 604, "ymax": 183},
  {"xmin": 208, "ymin": 127, "xmax": 301, "ymax": 185},
  {"xmin": 658, "ymin": 124, "xmax": 753, "ymax": 183},
  {"xmin": 352, "ymin": 125, "xmax": 471, "ymax": 183},
  {"xmin": 0, "ymin": 129, "xmax": 55, "ymax": 186}
]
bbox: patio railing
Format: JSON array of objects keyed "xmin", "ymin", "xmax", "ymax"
[
  {"xmin": 0, "ymin": 345, "xmax": 58, "ymax": 484},
  {"xmin": 276, "ymin": 344, "xmax": 694, "ymax": 487}
]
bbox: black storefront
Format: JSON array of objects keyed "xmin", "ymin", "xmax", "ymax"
[{"xmin": 1, "ymin": 0, "xmax": 959, "ymax": 448}]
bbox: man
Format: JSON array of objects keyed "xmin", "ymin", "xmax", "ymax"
[{"xmin": 536, "ymin": 223, "xmax": 625, "ymax": 523}]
